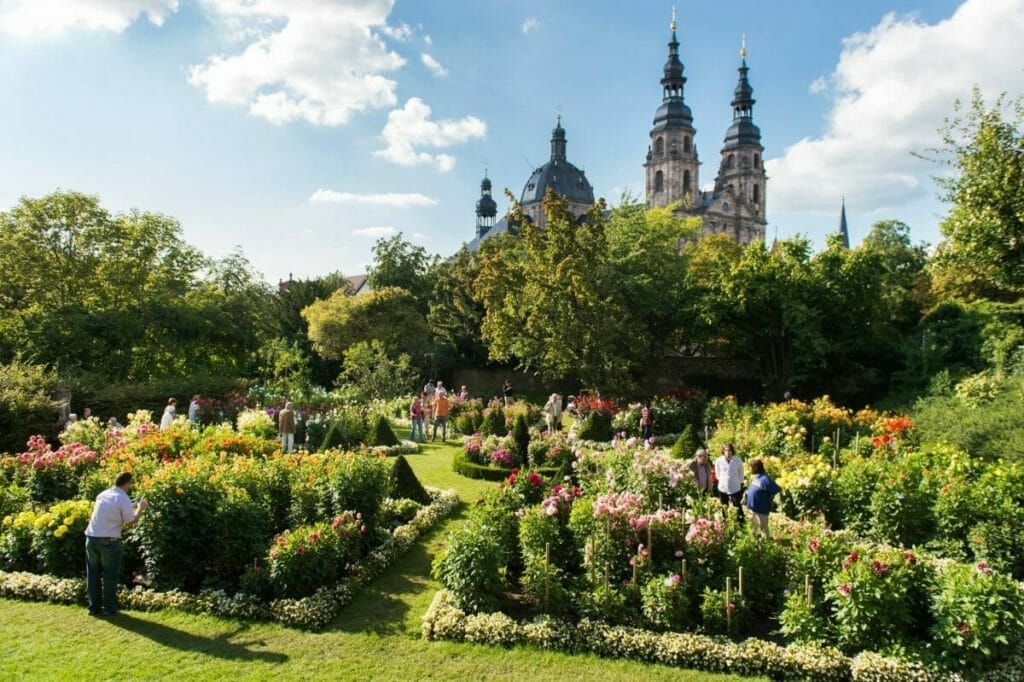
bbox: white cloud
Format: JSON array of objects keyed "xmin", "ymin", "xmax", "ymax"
[
  {"xmin": 188, "ymin": 0, "xmax": 405, "ymax": 127},
  {"xmin": 353, "ymin": 226, "xmax": 397, "ymax": 238},
  {"xmin": 521, "ymin": 16, "xmax": 539, "ymax": 34},
  {"xmin": 373, "ymin": 97, "xmax": 486, "ymax": 172},
  {"xmin": 380, "ymin": 22, "xmax": 412, "ymax": 42},
  {"xmin": 766, "ymin": 0, "xmax": 1024, "ymax": 215},
  {"xmin": 421, "ymin": 53, "xmax": 448, "ymax": 77},
  {"xmin": 423, "ymin": 34, "xmax": 432, "ymax": 46},
  {"xmin": 310, "ymin": 190, "xmax": 439, "ymax": 208},
  {"xmin": 0, "ymin": 0, "xmax": 179, "ymax": 38}
]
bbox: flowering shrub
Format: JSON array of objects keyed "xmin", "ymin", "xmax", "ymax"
[
  {"xmin": 58, "ymin": 417, "xmax": 109, "ymax": 454},
  {"xmin": 267, "ymin": 513, "xmax": 362, "ymax": 599},
  {"xmin": 30, "ymin": 499, "xmax": 93, "ymax": 578},
  {"xmin": 462, "ymin": 433, "xmax": 485, "ymax": 464},
  {"xmin": 199, "ymin": 424, "xmax": 278, "ymax": 458},
  {"xmin": 775, "ymin": 454, "xmax": 837, "ymax": 523},
  {"xmin": 829, "ymin": 547, "xmax": 933, "ymax": 653},
  {"xmin": 928, "ymin": 561, "xmax": 1024, "ymax": 673},
  {"xmin": 699, "ymin": 587, "xmax": 750, "ymax": 637},
  {"xmin": 641, "ymin": 573, "xmax": 689, "ymax": 631},
  {"xmin": 236, "ymin": 409, "xmax": 278, "ymax": 440},
  {"xmin": 15, "ymin": 436, "xmax": 100, "ymax": 503},
  {"xmin": 0, "ymin": 509, "xmax": 39, "ymax": 571},
  {"xmin": 490, "ymin": 446, "xmax": 515, "ymax": 468},
  {"xmin": 431, "ymin": 521, "xmax": 505, "ymax": 613}
]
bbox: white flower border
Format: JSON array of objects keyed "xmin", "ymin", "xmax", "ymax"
[
  {"xmin": 422, "ymin": 589, "xmax": 1024, "ymax": 681},
  {"xmin": 0, "ymin": 487, "xmax": 459, "ymax": 630}
]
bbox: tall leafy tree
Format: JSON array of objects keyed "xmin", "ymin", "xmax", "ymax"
[
  {"xmin": 927, "ymin": 88, "xmax": 1024, "ymax": 301},
  {"xmin": 366, "ymin": 234, "xmax": 439, "ymax": 312}
]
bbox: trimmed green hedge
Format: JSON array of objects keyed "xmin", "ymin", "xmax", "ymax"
[{"xmin": 452, "ymin": 451, "xmax": 560, "ymax": 482}]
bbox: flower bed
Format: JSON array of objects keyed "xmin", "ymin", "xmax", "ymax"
[
  {"xmin": 428, "ymin": 430, "xmax": 1024, "ymax": 679},
  {"xmin": 1, "ymin": 488, "xmax": 458, "ymax": 630},
  {"xmin": 422, "ymin": 589, "xmax": 1023, "ymax": 681}
]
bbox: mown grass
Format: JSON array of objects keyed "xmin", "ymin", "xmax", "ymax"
[{"xmin": 0, "ymin": 441, "xmax": 756, "ymax": 681}]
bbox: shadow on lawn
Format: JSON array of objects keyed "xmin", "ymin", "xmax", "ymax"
[{"xmin": 106, "ymin": 614, "xmax": 288, "ymax": 664}]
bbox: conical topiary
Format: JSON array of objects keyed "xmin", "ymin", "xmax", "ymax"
[
  {"xmin": 367, "ymin": 413, "xmax": 400, "ymax": 447},
  {"xmin": 390, "ymin": 455, "xmax": 431, "ymax": 504},
  {"xmin": 513, "ymin": 414, "xmax": 530, "ymax": 466},
  {"xmin": 670, "ymin": 425, "xmax": 701, "ymax": 458}
]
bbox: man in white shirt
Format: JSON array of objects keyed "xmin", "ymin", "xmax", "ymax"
[
  {"xmin": 84, "ymin": 472, "xmax": 148, "ymax": 615},
  {"xmin": 714, "ymin": 443, "xmax": 745, "ymax": 523}
]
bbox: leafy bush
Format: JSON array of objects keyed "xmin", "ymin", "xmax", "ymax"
[
  {"xmin": 320, "ymin": 452, "xmax": 391, "ymax": 543},
  {"xmin": 928, "ymin": 561, "xmax": 1024, "ymax": 673},
  {"xmin": 727, "ymin": 533, "xmax": 788, "ymax": 618},
  {"xmin": 267, "ymin": 513, "xmax": 362, "ymax": 598},
  {"xmin": 389, "ymin": 455, "xmax": 430, "ymax": 504},
  {"xmin": 379, "ymin": 498, "xmax": 422, "ymax": 531},
  {"xmin": 641, "ymin": 574, "xmax": 690, "ymax": 631},
  {"xmin": 366, "ymin": 414, "xmax": 399, "ymax": 447},
  {"xmin": 480, "ymin": 404, "xmax": 506, "ymax": 437},
  {"xmin": 912, "ymin": 375, "xmax": 1024, "ymax": 460},
  {"xmin": 30, "ymin": 499, "xmax": 93, "ymax": 578},
  {"xmin": 700, "ymin": 587, "xmax": 750, "ymax": 637},
  {"xmin": 0, "ymin": 509, "xmax": 39, "ymax": 571},
  {"xmin": 236, "ymin": 409, "xmax": 278, "ymax": 440},
  {"xmin": 669, "ymin": 426, "xmax": 701, "ymax": 459},
  {"xmin": 519, "ymin": 556, "xmax": 569, "ymax": 614},
  {"xmin": 512, "ymin": 414, "xmax": 530, "ymax": 466},
  {"xmin": 0, "ymin": 360, "xmax": 58, "ymax": 455},
  {"xmin": 319, "ymin": 409, "xmax": 368, "ymax": 451},
  {"xmin": 576, "ymin": 409, "xmax": 613, "ymax": 442},
  {"xmin": 432, "ymin": 522, "xmax": 505, "ymax": 612}
]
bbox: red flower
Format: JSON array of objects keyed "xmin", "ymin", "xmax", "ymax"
[
  {"xmin": 903, "ymin": 551, "xmax": 917, "ymax": 564},
  {"xmin": 976, "ymin": 561, "xmax": 992, "ymax": 576},
  {"xmin": 957, "ymin": 621, "xmax": 971, "ymax": 636},
  {"xmin": 838, "ymin": 583, "xmax": 852, "ymax": 597},
  {"xmin": 808, "ymin": 538, "xmax": 821, "ymax": 553},
  {"xmin": 871, "ymin": 560, "xmax": 889, "ymax": 577},
  {"xmin": 843, "ymin": 551, "xmax": 859, "ymax": 569},
  {"xmin": 527, "ymin": 471, "xmax": 543, "ymax": 487}
]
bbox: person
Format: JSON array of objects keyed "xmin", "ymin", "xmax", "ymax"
[
  {"xmin": 436, "ymin": 380, "xmax": 448, "ymax": 397},
  {"xmin": 542, "ymin": 393, "xmax": 560, "ymax": 433},
  {"xmin": 159, "ymin": 398, "xmax": 176, "ymax": 430},
  {"xmin": 422, "ymin": 380, "xmax": 436, "ymax": 431},
  {"xmin": 409, "ymin": 394, "xmax": 425, "ymax": 442},
  {"xmin": 714, "ymin": 443, "xmax": 745, "ymax": 523},
  {"xmin": 432, "ymin": 390, "xmax": 450, "ymax": 441},
  {"xmin": 188, "ymin": 394, "xmax": 201, "ymax": 425},
  {"xmin": 502, "ymin": 380, "xmax": 514, "ymax": 406},
  {"xmin": 278, "ymin": 401, "xmax": 296, "ymax": 453},
  {"xmin": 458, "ymin": 385, "xmax": 469, "ymax": 401},
  {"xmin": 106, "ymin": 416, "xmax": 122, "ymax": 432},
  {"xmin": 84, "ymin": 471, "xmax": 149, "ymax": 616},
  {"xmin": 640, "ymin": 404, "xmax": 653, "ymax": 441},
  {"xmin": 744, "ymin": 458, "xmax": 782, "ymax": 537},
  {"xmin": 82, "ymin": 407, "xmax": 92, "ymax": 421},
  {"xmin": 688, "ymin": 447, "xmax": 713, "ymax": 494}
]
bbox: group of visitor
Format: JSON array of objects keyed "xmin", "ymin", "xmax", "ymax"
[
  {"xmin": 408, "ymin": 379, "xmax": 465, "ymax": 442},
  {"xmin": 688, "ymin": 443, "xmax": 782, "ymax": 536}
]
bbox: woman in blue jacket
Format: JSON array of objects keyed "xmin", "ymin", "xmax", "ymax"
[{"xmin": 744, "ymin": 458, "xmax": 782, "ymax": 537}]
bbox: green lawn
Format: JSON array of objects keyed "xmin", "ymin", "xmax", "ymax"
[{"xmin": 0, "ymin": 441, "xmax": 756, "ymax": 681}]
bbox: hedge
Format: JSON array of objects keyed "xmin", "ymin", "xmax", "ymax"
[
  {"xmin": 452, "ymin": 450, "xmax": 560, "ymax": 482},
  {"xmin": 422, "ymin": 589, "xmax": 1024, "ymax": 682}
]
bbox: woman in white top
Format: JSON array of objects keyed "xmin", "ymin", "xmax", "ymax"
[{"xmin": 160, "ymin": 398, "xmax": 177, "ymax": 430}]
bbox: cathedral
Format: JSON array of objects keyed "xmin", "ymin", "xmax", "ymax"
[{"xmin": 468, "ymin": 14, "xmax": 767, "ymax": 249}]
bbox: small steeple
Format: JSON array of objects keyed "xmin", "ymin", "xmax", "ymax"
[
  {"xmin": 662, "ymin": 9, "xmax": 685, "ymax": 101},
  {"xmin": 838, "ymin": 197, "xmax": 850, "ymax": 248},
  {"xmin": 550, "ymin": 113, "xmax": 567, "ymax": 162},
  {"xmin": 732, "ymin": 36, "xmax": 755, "ymax": 120},
  {"xmin": 475, "ymin": 165, "xmax": 498, "ymax": 239}
]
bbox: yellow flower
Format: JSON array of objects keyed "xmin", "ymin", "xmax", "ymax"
[
  {"xmin": 53, "ymin": 526, "xmax": 68, "ymax": 538},
  {"xmin": 64, "ymin": 516, "xmax": 76, "ymax": 526},
  {"xmin": 176, "ymin": 486, "xmax": 184, "ymax": 495}
]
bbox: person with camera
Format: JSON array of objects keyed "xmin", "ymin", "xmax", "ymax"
[{"xmin": 84, "ymin": 471, "xmax": 148, "ymax": 616}]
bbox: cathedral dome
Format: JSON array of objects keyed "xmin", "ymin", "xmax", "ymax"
[{"xmin": 520, "ymin": 119, "xmax": 595, "ymax": 206}]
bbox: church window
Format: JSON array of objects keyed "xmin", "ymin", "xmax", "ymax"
[
  {"xmin": 727, "ymin": 154, "xmax": 734, "ymax": 169},
  {"xmin": 654, "ymin": 170, "xmax": 664, "ymax": 192},
  {"xmin": 654, "ymin": 137, "xmax": 664, "ymax": 155},
  {"xmin": 753, "ymin": 153, "xmax": 760, "ymax": 168},
  {"xmin": 683, "ymin": 136, "xmax": 692, "ymax": 153},
  {"xmin": 683, "ymin": 170, "xmax": 691, "ymax": 193},
  {"xmin": 753, "ymin": 184, "xmax": 760, "ymax": 203}
]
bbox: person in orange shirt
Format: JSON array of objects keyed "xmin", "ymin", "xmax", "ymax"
[{"xmin": 431, "ymin": 392, "xmax": 450, "ymax": 442}]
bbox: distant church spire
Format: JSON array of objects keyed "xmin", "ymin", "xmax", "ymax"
[
  {"xmin": 838, "ymin": 197, "xmax": 850, "ymax": 248},
  {"xmin": 550, "ymin": 113, "xmax": 567, "ymax": 162}
]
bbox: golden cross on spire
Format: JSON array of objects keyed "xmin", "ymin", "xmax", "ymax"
[
  {"xmin": 670, "ymin": 5, "xmax": 677, "ymax": 31},
  {"xmin": 740, "ymin": 34, "xmax": 747, "ymax": 59},
  {"xmin": 555, "ymin": 104, "xmax": 562, "ymax": 123}
]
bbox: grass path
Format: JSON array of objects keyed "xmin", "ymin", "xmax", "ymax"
[{"xmin": 0, "ymin": 441, "xmax": 754, "ymax": 681}]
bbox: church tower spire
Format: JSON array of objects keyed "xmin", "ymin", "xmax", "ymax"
[
  {"xmin": 475, "ymin": 168, "xmax": 497, "ymax": 239},
  {"xmin": 710, "ymin": 36, "xmax": 767, "ymax": 243},
  {"xmin": 837, "ymin": 197, "xmax": 850, "ymax": 248},
  {"xmin": 645, "ymin": 9, "xmax": 700, "ymax": 208}
]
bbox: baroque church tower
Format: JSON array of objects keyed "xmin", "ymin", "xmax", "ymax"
[
  {"xmin": 644, "ymin": 16, "xmax": 767, "ymax": 244},
  {"xmin": 644, "ymin": 9, "xmax": 699, "ymax": 208}
]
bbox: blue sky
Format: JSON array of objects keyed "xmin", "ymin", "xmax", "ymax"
[{"xmin": 0, "ymin": 0, "xmax": 1021, "ymax": 284}]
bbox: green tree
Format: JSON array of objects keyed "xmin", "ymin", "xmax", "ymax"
[
  {"xmin": 366, "ymin": 234, "xmax": 439, "ymax": 311},
  {"xmin": 474, "ymin": 191, "xmax": 637, "ymax": 390},
  {"xmin": 341, "ymin": 340, "xmax": 417, "ymax": 401},
  {"xmin": 927, "ymin": 89, "xmax": 1024, "ymax": 301},
  {"xmin": 302, "ymin": 286, "xmax": 428, "ymax": 362},
  {"xmin": 427, "ymin": 247, "xmax": 489, "ymax": 366},
  {"xmin": 269, "ymin": 272, "xmax": 349, "ymax": 386}
]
